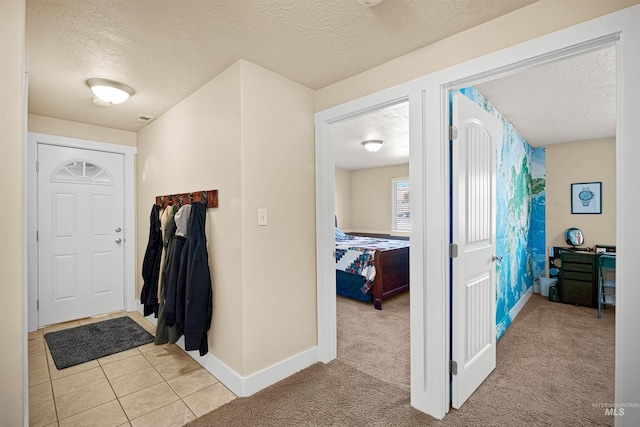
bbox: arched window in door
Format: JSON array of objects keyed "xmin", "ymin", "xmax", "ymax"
[{"xmin": 51, "ymin": 160, "xmax": 113, "ymax": 185}]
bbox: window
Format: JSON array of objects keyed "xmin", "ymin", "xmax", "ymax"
[
  {"xmin": 51, "ymin": 160, "xmax": 113, "ymax": 185},
  {"xmin": 392, "ymin": 177, "xmax": 410, "ymax": 233}
]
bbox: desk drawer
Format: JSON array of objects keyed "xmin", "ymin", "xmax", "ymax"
[
  {"xmin": 562, "ymin": 263, "xmax": 593, "ymax": 273},
  {"xmin": 562, "ymin": 270, "xmax": 593, "ymax": 281},
  {"xmin": 562, "ymin": 252, "xmax": 594, "ymax": 263},
  {"xmin": 562, "ymin": 279, "xmax": 595, "ymax": 307}
]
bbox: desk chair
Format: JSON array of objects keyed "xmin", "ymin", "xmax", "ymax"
[{"xmin": 597, "ymin": 254, "xmax": 616, "ymax": 318}]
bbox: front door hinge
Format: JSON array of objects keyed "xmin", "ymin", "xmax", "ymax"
[
  {"xmin": 36, "ymin": 230, "xmax": 39, "ymax": 242},
  {"xmin": 450, "ymin": 360, "xmax": 458, "ymax": 375},
  {"xmin": 450, "ymin": 125, "xmax": 458, "ymax": 141},
  {"xmin": 37, "ymin": 299, "xmax": 39, "ymax": 311},
  {"xmin": 449, "ymin": 243, "xmax": 458, "ymax": 258},
  {"xmin": 36, "ymin": 161, "xmax": 39, "ymax": 172}
]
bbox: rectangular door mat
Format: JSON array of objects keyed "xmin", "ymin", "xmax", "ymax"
[{"xmin": 44, "ymin": 316, "xmax": 154, "ymax": 369}]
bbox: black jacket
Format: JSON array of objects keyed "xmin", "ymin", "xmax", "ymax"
[
  {"xmin": 182, "ymin": 202, "xmax": 213, "ymax": 356},
  {"xmin": 140, "ymin": 204, "xmax": 162, "ymax": 317}
]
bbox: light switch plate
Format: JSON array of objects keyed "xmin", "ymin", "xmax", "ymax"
[{"xmin": 258, "ymin": 208, "xmax": 268, "ymax": 226}]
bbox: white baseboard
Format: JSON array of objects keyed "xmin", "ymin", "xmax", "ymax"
[
  {"xmin": 182, "ymin": 344, "xmax": 319, "ymax": 397},
  {"xmin": 139, "ymin": 306, "xmax": 319, "ymax": 397},
  {"xmin": 509, "ymin": 286, "xmax": 533, "ymax": 322}
]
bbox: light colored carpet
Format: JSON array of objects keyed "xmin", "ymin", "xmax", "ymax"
[
  {"xmin": 337, "ymin": 293, "xmax": 410, "ymax": 390},
  {"xmin": 185, "ymin": 294, "xmax": 615, "ymax": 426}
]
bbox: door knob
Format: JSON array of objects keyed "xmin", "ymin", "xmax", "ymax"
[
  {"xmin": 115, "ymin": 238, "xmax": 123, "ymax": 244},
  {"xmin": 492, "ymin": 254, "xmax": 502, "ymax": 262}
]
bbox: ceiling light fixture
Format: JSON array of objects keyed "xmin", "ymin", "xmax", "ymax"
[
  {"xmin": 86, "ymin": 78, "xmax": 134, "ymax": 105},
  {"xmin": 361, "ymin": 139, "xmax": 384, "ymax": 152},
  {"xmin": 357, "ymin": 0, "xmax": 384, "ymax": 7}
]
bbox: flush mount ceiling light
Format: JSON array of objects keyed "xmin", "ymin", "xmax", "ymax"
[
  {"xmin": 361, "ymin": 139, "xmax": 384, "ymax": 152},
  {"xmin": 357, "ymin": 0, "xmax": 384, "ymax": 7},
  {"xmin": 86, "ymin": 78, "xmax": 134, "ymax": 106}
]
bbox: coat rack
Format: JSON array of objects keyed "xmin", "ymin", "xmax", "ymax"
[{"xmin": 155, "ymin": 189, "xmax": 218, "ymax": 209}]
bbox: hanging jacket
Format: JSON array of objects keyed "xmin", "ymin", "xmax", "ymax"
[
  {"xmin": 155, "ymin": 204, "xmax": 179, "ymax": 345},
  {"xmin": 164, "ymin": 204, "xmax": 192, "ymax": 337},
  {"xmin": 182, "ymin": 201, "xmax": 213, "ymax": 356},
  {"xmin": 157, "ymin": 206, "xmax": 171, "ymax": 301},
  {"xmin": 140, "ymin": 204, "xmax": 162, "ymax": 317}
]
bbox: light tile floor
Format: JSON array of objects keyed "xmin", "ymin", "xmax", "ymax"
[{"xmin": 28, "ymin": 311, "xmax": 237, "ymax": 427}]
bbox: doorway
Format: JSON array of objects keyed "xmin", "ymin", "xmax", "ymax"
[
  {"xmin": 316, "ymin": 7, "xmax": 638, "ymax": 420},
  {"xmin": 445, "ymin": 43, "xmax": 618, "ymax": 410},
  {"xmin": 36, "ymin": 143, "xmax": 125, "ymax": 326},
  {"xmin": 27, "ymin": 132, "xmax": 138, "ymax": 332},
  {"xmin": 332, "ymin": 100, "xmax": 411, "ymax": 389}
]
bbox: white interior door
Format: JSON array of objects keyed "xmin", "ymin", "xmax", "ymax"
[
  {"xmin": 451, "ymin": 93, "xmax": 498, "ymax": 408},
  {"xmin": 37, "ymin": 143, "xmax": 125, "ymax": 326}
]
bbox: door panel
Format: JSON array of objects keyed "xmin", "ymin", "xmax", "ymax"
[
  {"xmin": 38, "ymin": 144, "xmax": 125, "ymax": 326},
  {"xmin": 451, "ymin": 93, "xmax": 498, "ymax": 408}
]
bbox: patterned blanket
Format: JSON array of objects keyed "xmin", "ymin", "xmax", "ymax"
[{"xmin": 335, "ymin": 235, "xmax": 410, "ymax": 295}]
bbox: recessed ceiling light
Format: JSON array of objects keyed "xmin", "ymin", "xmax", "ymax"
[{"xmin": 86, "ymin": 78, "xmax": 134, "ymax": 105}]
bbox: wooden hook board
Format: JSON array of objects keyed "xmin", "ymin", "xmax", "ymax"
[{"xmin": 155, "ymin": 189, "xmax": 218, "ymax": 209}]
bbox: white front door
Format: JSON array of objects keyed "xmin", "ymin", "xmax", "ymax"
[
  {"xmin": 37, "ymin": 143, "xmax": 125, "ymax": 326},
  {"xmin": 451, "ymin": 93, "xmax": 498, "ymax": 408}
]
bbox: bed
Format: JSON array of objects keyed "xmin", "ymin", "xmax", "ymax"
[{"xmin": 335, "ymin": 228, "xmax": 410, "ymax": 309}]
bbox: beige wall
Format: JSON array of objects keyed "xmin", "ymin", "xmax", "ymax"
[
  {"xmin": 136, "ymin": 60, "xmax": 316, "ymax": 376},
  {"xmin": 351, "ymin": 164, "xmax": 409, "ymax": 234},
  {"xmin": 546, "ymin": 139, "xmax": 616, "ymax": 254},
  {"xmin": 335, "ymin": 164, "xmax": 409, "ymax": 234},
  {"xmin": 0, "ymin": 0, "xmax": 26, "ymax": 425},
  {"xmin": 315, "ymin": 0, "xmax": 640, "ymax": 112},
  {"xmin": 334, "ymin": 167, "xmax": 352, "ymax": 230},
  {"xmin": 137, "ymin": 61, "xmax": 244, "ymax": 373},
  {"xmin": 240, "ymin": 60, "xmax": 316, "ymax": 374},
  {"xmin": 28, "ymin": 114, "xmax": 137, "ymax": 147},
  {"xmin": 3, "ymin": 1, "xmax": 635, "ymax": 421}
]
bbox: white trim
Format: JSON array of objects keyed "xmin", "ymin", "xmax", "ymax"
[
  {"xmin": 315, "ymin": 89, "xmax": 413, "ymax": 364},
  {"xmin": 509, "ymin": 287, "xmax": 533, "ymax": 325},
  {"xmin": 143, "ymin": 313, "xmax": 319, "ymax": 397},
  {"xmin": 193, "ymin": 346, "xmax": 319, "ymax": 397},
  {"xmin": 316, "ymin": 5, "xmax": 640, "ymax": 422},
  {"xmin": 27, "ymin": 132, "xmax": 137, "ymax": 331},
  {"xmin": 423, "ymin": 7, "xmax": 637, "ymax": 422},
  {"xmin": 316, "ymin": 86, "xmax": 441, "ymax": 413},
  {"xmin": 23, "ymin": 55, "xmax": 30, "ymax": 427}
]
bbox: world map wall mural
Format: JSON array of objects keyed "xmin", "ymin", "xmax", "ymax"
[{"xmin": 459, "ymin": 87, "xmax": 546, "ymax": 340}]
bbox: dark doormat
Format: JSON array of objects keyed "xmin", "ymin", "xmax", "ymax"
[{"xmin": 44, "ymin": 316, "xmax": 154, "ymax": 369}]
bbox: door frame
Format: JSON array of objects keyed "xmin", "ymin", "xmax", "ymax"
[
  {"xmin": 27, "ymin": 132, "xmax": 137, "ymax": 331},
  {"xmin": 316, "ymin": 5, "xmax": 639, "ymax": 421}
]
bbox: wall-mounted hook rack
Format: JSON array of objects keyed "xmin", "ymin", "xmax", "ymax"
[{"xmin": 155, "ymin": 189, "xmax": 218, "ymax": 209}]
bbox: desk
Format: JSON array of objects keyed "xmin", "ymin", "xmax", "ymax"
[{"xmin": 560, "ymin": 251, "xmax": 597, "ymax": 307}]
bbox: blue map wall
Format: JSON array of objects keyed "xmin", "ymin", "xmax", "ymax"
[{"xmin": 459, "ymin": 87, "xmax": 546, "ymax": 340}]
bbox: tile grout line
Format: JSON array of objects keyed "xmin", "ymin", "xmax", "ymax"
[
  {"xmin": 44, "ymin": 334, "xmax": 60, "ymax": 426},
  {"xmin": 137, "ymin": 335, "xmax": 199, "ymax": 424},
  {"xmin": 99, "ymin": 354, "xmax": 129, "ymax": 425},
  {"xmin": 32, "ymin": 312, "xmax": 215, "ymax": 426}
]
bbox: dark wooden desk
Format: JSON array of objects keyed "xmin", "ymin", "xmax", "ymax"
[{"xmin": 560, "ymin": 251, "xmax": 597, "ymax": 308}]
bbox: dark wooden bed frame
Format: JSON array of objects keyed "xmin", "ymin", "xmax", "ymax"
[{"xmin": 371, "ymin": 246, "xmax": 410, "ymax": 309}]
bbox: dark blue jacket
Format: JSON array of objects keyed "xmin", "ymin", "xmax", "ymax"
[{"xmin": 181, "ymin": 202, "xmax": 213, "ymax": 356}]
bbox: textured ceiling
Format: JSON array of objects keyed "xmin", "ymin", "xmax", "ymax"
[
  {"xmin": 334, "ymin": 101, "xmax": 409, "ymax": 170},
  {"xmin": 334, "ymin": 46, "xmax": 616, "ymax": 170},
  {"xmin": 25, "ymin": 0, "xmax": 538, "ymax": 131},
  {"xmin": 475, "ymin": 46, "xmax": 616, "ymax": 147}
]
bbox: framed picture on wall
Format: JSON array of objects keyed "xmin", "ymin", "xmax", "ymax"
[{"xmin": 571, "ymin": 182, "xmax": 602, "ymax": 214}]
